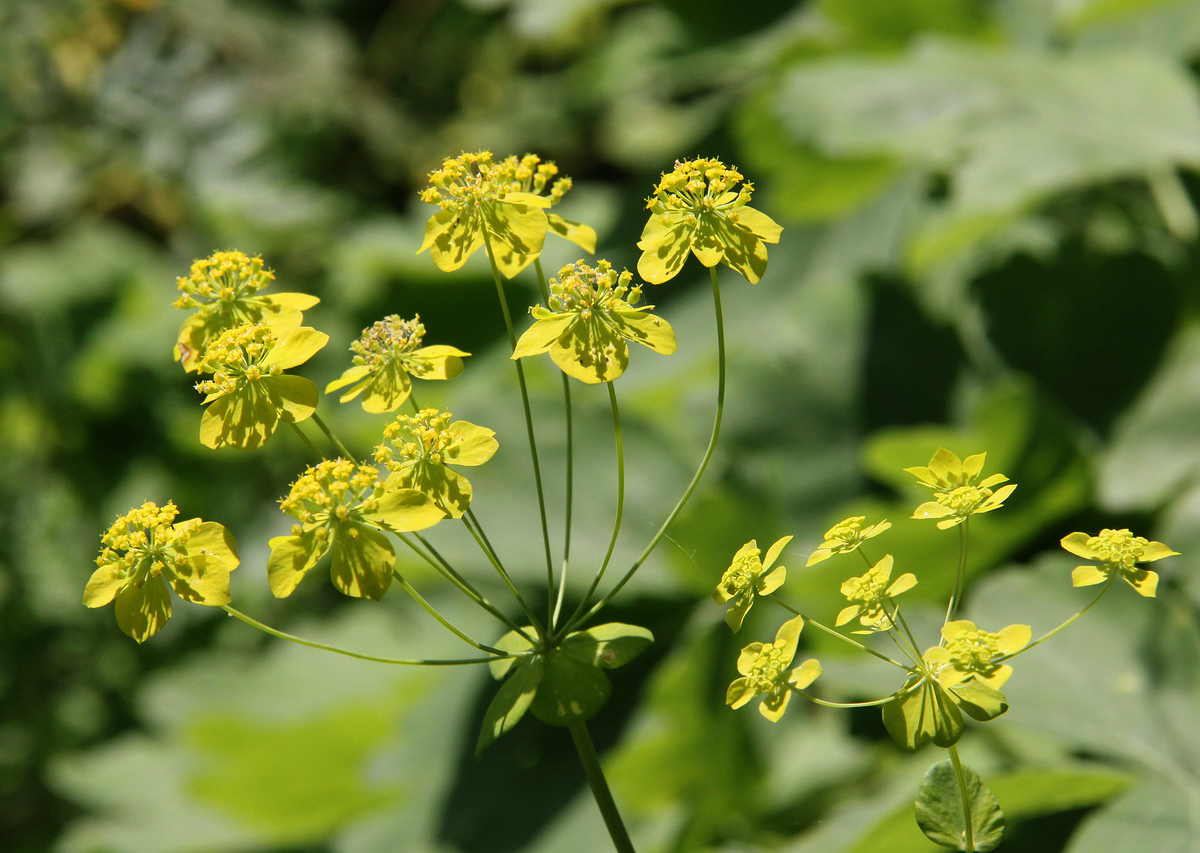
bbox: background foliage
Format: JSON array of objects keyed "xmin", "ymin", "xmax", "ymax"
[{"xmin": 4, "ymin": 0, "xmax": 1200, "ymax": 850}]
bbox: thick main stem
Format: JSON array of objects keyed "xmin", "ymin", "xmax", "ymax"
[{"xmin": 569, "ymin": 721, "xmax": 635, "ymax": 853}]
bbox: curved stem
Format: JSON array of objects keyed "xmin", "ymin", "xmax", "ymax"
[
  {"xmin": 569, "ymin": 721, "xmax": 635, "ymax": 853},
  {"xmin": 771, "ymin": 596, "xmax": 910, "ymax": 669},
  {"xmin": 572, "ymin": 265, "xmax": 728, "ymax": 627},
  {"xmin": 481, "ymin": 232, "xmax": 556, "ymax": 625},
  {"xmin": 221, "ymin": 606, "xmax": 507, "ymax": 666},
  {"xmin": 802, "ymin": 693, "xmax": 896, "ymax": 709},
  {"xmin": 1009, "ymin": 572, "xmax": 1116, "ymax": 658},
  {"xmin": 391, "ymin": 571, "xmax": 506, "ymax": 654},
  {"xmin": 288, "ymin": 421, "xmax": 325, "ymax": 460},
  {"xmin": 311, "ymin": 411, "xmax": 354, "ymax": 460},
  {"xmin": 561, "ymin": 381, "xmax": 625, "ymax": 640},
  {"xmin": 948, "ymin": 744, "xmax": 976, "ymax": 853},
  {"xmin": 398, "ymin": 531, "xmax": 530, "ymax": 639},
  {"xmin": 461, "ymin": 511, "xmax": 544, "ymax": 634}
]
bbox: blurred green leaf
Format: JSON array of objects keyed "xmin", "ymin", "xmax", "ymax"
[{"xmin": 914, "ymin": 759, "xmax": 1004, "ymax": 851}]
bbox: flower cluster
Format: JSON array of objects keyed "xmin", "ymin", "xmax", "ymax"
[
  {"xmin": 418, "ymin": 151, "xmax": 594, "ymax": 278},
  {"xmin": 638, "ymin": 157, "xmax": 782, "ymax": 284},
  {"xmin": 1060, "ymin": 528, "xmax": 1177, "ymax": 597},
  {"xmin": 325, "ymin": 314, "xmax": 470, "ymax": 413},
  {"xmin": 513, "ymin": 260, "xmax": 677, "ymax": 383},
  {"xmin": 836, "ymin": 555, "xmax": 917, "ymax": 633},
  {"xmin": 268, "ymin": 459, "xmax": 443, "ymax": 600},
  {"xmin": 923, "ymin": 621, "xmax": 1031, "ymax": 690},
  {"xmin": 726, "ymin": 616, "xmax": 821, "ymax": 722},
  {"xmin": 906, "ymin": 448, "xmax": 1016, "ymax": 529},
  {"xmin": 173, "ymin": 250, "xmax": 319, "ymax": 371},
  {"xmin": 713, "ymin": 536, "xmax": 790, "ymax": 631},
  {"xmin": 84, "ymin": 501, "xmax": 239, "ymax": 642},
  {"xmin": 807, "ymin": 515, "xmax": 891, "ymax": 565},
  {"xmin": 373, "ymin": 408, "xmax": 498, "ymax": 518},
  {"xmin": 193, "ymin": 322, "xmax": 328, "ymax": 450}
]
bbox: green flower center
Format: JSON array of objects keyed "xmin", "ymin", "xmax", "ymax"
[
  {"xmin": 943, "ymin": 629, "xmax": 1002, "ymax": 675},
  {"xmin": 351, "ymin": 315, "xmax": 425, "ymax": 369},
  {"xmin": 719, "ymin": 547, "xmax": 763, "ymax": 597},
  {"xmin": 745, "ymin": 642, "xmax": 790, "ymax": 691},
  {"xmin": 937, "ymin": 485, "xmax": 992, "ymax": 514}
]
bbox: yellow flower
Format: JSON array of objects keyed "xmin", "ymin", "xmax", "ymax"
[
  {"xmin": 836, "ymin": 555, "xmax": 917, "ymax": 633},
  {"xmin": 806, "ymin": 516, "xmax": 891, "ymax": 566},
  {"xmin": 325, "ymin": 315, "xmax": 469, "ymax": 413},
  {"xmin": 193, "ymin": 323, "xmax": 328, "ymax": 450},
  {"xmin": 267, "ymin": 459, "xmax": 443, "ymax": 600},
  {"xmin": 84, "ymin": 501, "xmax": 239, "ymax": 642},
  {"xmin": 1060, "ymin": 528, "xmax": 1178, "ymax": 597},
  {"xmin": 923, "ymin": 620, "xmax": 1031, "ymax": 690},
  {"xmin": 726, "ymin": 616, "xmax": 821, "ymax": 722},
  {"xmin": 512, "ymin": 260, "xmax": 677, "ymax": 384},
  {"xmin": 417, "ymin": 152, "xmax": 592, "ymax": 278},
  {"xmin": 637, "ymin": 157, "xmax": 782, "ymax": 284},
  {"xmin": 713, "ymin": 536, "xmax": 791, "ymax": 631},
  {"xmin": 373, "ymin": 408, "xmax": 499, "ymax": 518},
  {"xmin": 906, "ymin": 448, "xmax": 1016, "ymax": 529},
  {"xmin": 173, "ymin": 250, "xmax": 319, "ymax": 371}
]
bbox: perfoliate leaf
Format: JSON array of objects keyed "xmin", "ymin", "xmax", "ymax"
[
  {"xmin": 882, "ymin": 676, "xmax": 964, "ymax": 751},
  {"xmin": 915, "ymin": 759, "xmax": 1005, "ymax": 851},
  {"xmin": 528, "ymin": 650, "xmax": 612, "ymax": 727},
  {"xmin": 952, "ymin": 681, "xmax": 1009, "ymax": 722},
  {"xmin": 476, "ymin": 657, "xmax": 544, "ymax": 757},
  {"xmin": 562, "ymin": 623, "xmax": 654, "ymax": 669},
  {"xmin": 488, "ymin": 628, "xmax": 538, "ymax": 679}
]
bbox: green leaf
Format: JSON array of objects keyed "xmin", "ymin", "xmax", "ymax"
[
  {"xmin": 951, "ymin": 682, "xmax": 1008, "ymax": 722},
  {"xmin": 882, "ymin": 677, "xmax": 964, "ymax": 751},
  {"xmin": 915, "ymin": 760, "xmax": 1005, "ymax": 851},
  {"xmin": 487, "ymin": 628, "xmax": 537, "ymax": 679},
  {"xmin": 528, "ymin": 650, "xmax": 611, "ymax": 727},
  {"xmin": 476, "ymin": 656, "xmax": 544, "ymax": 757},
  {"xmin": 562, "ymin": 623, "xmax": 654, "ymax": 669}
]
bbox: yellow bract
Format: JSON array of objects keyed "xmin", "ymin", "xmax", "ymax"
[
  {"xmin": 726, "ymin": 615, "xmax": 821, "ymax": 722},
  {"xmin": 907, "ymin": 448, "xmax": 1016, "ymax": 528},
  {"xmin": 1060, "ymin": 528, "xmax": 1177, "ymax": 597}
]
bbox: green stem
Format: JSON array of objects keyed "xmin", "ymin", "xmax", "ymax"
[
  {"xmin": 947, "ymin": 744, "xmax": 976, "ymax": 853},
  {"xmin": 398, "ymin": 531, "xmax": 530, "ymax": 639},
  {"xmin": 311, "ymin": 411, "xmax": 354, "ymax": 459},
  {"xmin": 561, "ymin": 381, "xmax": 625, "ymax": 640},
  {"xmin": 944, "ymin": 519, "xmax": 970, "ymax": 631},
  {"xmin": 803, "ymin": 694, "xmax": 896, "ymax": 709},
  {"xmin": 221, "ymin": 606, "xmax": 507, "ymax": 666},
  {"xmin": 391, "ymin": 571, "xmax": 506, "ymax": 654},
  {"xmin": 1010, "ymin": 572, "xmax": 1116, "ymax": 658},
  {"xmin": 771, "ymin": 596, "xmax": 909, "ymax": 669},
  {"xmin": 461, "ymin": 511, "xmax": 544, "ymax": 634},
  {"xmin": 569, "ymin": 721, "xmax": 635, "ymax": 853},
  {"xmin": 288, "ymin": 421, "xmax": 325, "ymax": 460},
  {"xmin": 481, "ymin": 232, "xmax": 556, "ymax": 625},
  {"xmin": 572, "ymin": 265, "xmax": 728, "ymax": 627},
  {"xmin": 552, "ymin": 371, "xmax": 575, "ymax": 630}
]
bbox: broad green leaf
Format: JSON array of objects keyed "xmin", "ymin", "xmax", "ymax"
[
  {"xmin": 882, "ymin": 677, "xmax": 964, "ymax": 751},
  {"xmin": 328, "ymin": 522, "xmax": 395, "ymax": 600},
  {"xmin": 843, "ymin": 767, "xmax": 1133, "ymax": 853},
  {"xmin": 488, "ymin": 628, "xmax": 538, "ymax": 679},
  {"xmin": 951, "ymin": 682, "xmax": 1008, "ymax": 722},
  {"xmin": 562, "ymin": 623, "xmax": 654, "ymax": 669},
  {"xmin": 476, "ymin": 657, "xmax": 544, "ymax": 757},
  {"xmin": 528, "ymin": 650, "xmax": 611, "ymax": 726},
  {"xmin": 915, "ymin": 759, "xmax": 1005, "ymax": 851}
]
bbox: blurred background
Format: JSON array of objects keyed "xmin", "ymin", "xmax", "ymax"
[{"xmin": 4, "ymin": 0, "xmax": 1200, "ymax": 850}]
